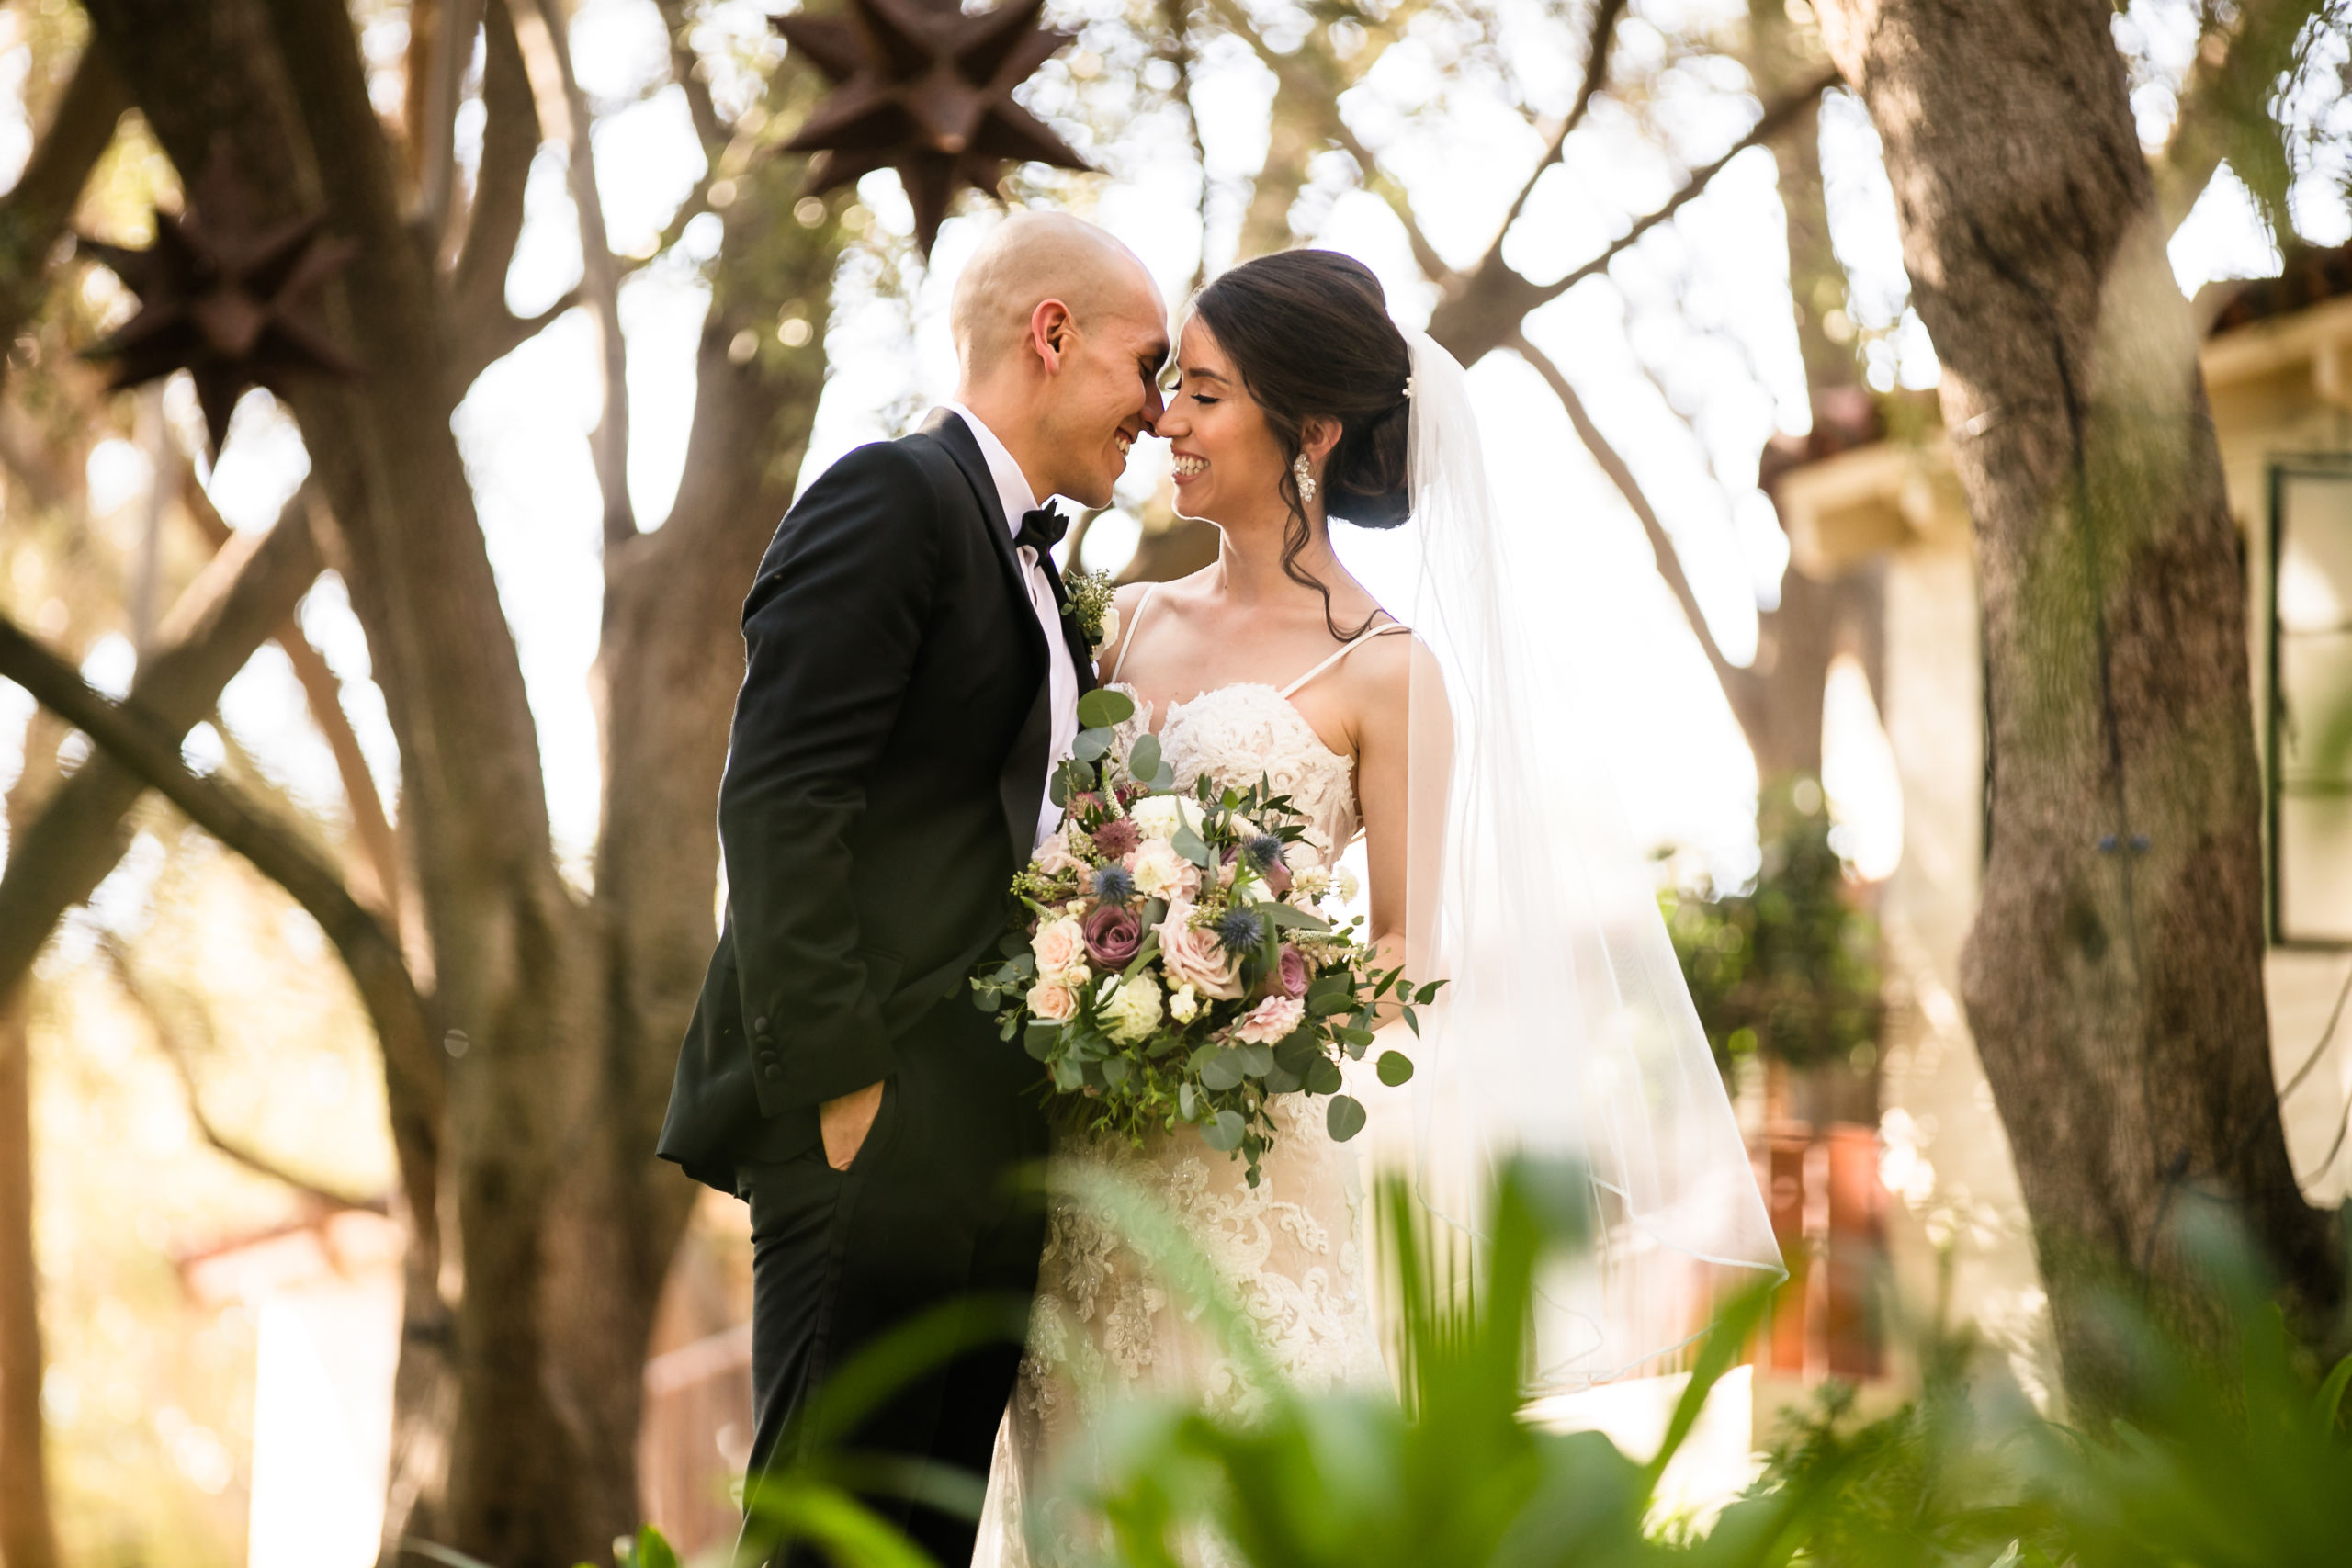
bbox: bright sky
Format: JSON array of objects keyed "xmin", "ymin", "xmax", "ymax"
[{"xmin": 7, "ymin": 0, "xmax": 2343, "ymax": 900}]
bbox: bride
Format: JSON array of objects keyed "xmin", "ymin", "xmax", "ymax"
[{"xmin": 978, "ymin": 250, "xmax": 1780, "ymax": 1563}]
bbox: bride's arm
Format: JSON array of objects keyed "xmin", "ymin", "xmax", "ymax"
[{"xmin": 1348, "ymin": 631, "xmax": 1422, "ymax": 972}]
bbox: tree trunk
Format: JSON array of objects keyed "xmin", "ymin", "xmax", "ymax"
[
  {"xmin": 1817, "ymin": 0, "xmax": 2342, "ymax": 1405},
  {"xmin": 0, "ymin": 715, "xmax": 64, "ymax": 1568}
]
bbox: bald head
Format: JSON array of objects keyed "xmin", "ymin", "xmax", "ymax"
[{"xmin": 951, "ymin": 211, "xmax": 1163, "ymax": 379}]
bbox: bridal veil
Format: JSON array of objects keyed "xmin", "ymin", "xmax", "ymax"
[{"xmin": 1380, "ymin": 328, "xmax": 1783, "ymax": 1391}]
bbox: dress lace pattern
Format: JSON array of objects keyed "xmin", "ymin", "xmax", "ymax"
[{"xmin": 975, "ymin": 682, "xmax": 1389, "ymax": 1567}]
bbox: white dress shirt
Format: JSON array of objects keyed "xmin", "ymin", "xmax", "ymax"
[{"xmin": 942, "ymin": 403, "xmax": 1081, "ymax": 851}]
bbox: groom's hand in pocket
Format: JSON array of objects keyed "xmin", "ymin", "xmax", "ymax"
[{"xmin": 820, "ymin": 1080, "xmax": 885, "ymax": 1170}]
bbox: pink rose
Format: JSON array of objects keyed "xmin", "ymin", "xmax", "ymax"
[
  {"xmin": 1275, "ymin": 945, "xmax": 1310, "ymax": 998},
  {"xmin": 1156, "ymin": 900, "xmax": 1245, "ymax": 1000},
  {"xmin": 1027, "ymin": 981, "xmax": 1077, "ymax": 1022},
  {"xmin": 1234, "ymin": 995, "xmax": 1306, "ymax": 1044},
  {"xmin": 1032, "ymin": 916, "xmax": 1089, "ymax": 980},
  {"xmin": 1083, "ymin": 904, "xmax": 1143, "ymax": 967}
]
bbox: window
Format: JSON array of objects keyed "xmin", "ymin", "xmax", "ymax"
[{"xmin": 2269, "ymin": 457, "xmax": 2352, "ymax": 946}]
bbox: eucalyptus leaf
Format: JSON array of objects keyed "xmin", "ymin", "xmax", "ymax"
[
  {"xmin": 1048, "ymin": 771, "xmax": 1069, "ymax": 807},
  {"xmin": 1179, "ymin": 1081, "xmax": 1200, "ymax": 1120},
  {"xmin": 1326, "ymin": 1093, "xmax": 1368, "ymax": 1142},
  {"xmin": 1172, "ymin": 825, "xmax": 1213, "ymax": 868},
  {"xmin": 1261, "ymin": 902, "xmax": 1331, "ymax": 932},
  {"xmin": 1376, "ymin": 1049, "xmax": 1416, "ymax": 1087},
  {"xmin": 1066, "ymin": 759, "xmax": 1096, "ymax": 791},
  {"xmin": 1263, "ymin": 1065, "xmax": 1303, "ymax": 1094},
  {"xmin": 1152, "ymin": 762, "xmax": 1177, "ymax": 791},
  {"xmin": 1129, "ymin": 731, "xmax": 1162, "ymax": 780},
  {"xmin": 1339, "ymin": 1026, "xmax": 1376, "ymax": 1048},
  {"xmin": 1306, "ymin": 1056, "xmax": 1344, "ymax": 1096},
  {"xmin": 1199, "ymin": 1050, "xmax": 1246, "ymax": 1091},
  {"xmin": 1074, "ymin": 729, "xmax": 1111, "ymax": 762},
  {"xmin": 1236, "ymin": 1043, "xmax": 1274, "ymax": 1077},
  {"xmin": 1000, "ymin": 932, "xmax": 1033, "ymax": 959},
  {"xmin": 1025, "ymin": 1023, "xmax": 1060, "ymax": 1062},
  {"xmin": 1077, "ymin": 688, "xmax": 1136, "ymax": 728},
  {"xmin": 1102, "ymin": 1056, "xmax": 1131, "ymax": 1087},
  {"xmin": 1051, "ymin": 1057, "xmax": 1084, "ymax": 1092},
  {"xmin": 1310, "ymin": 993, "xmax": 1355, "ymax": 1017},
  {"xmin": 1204, "ymin": 1109, "xmax": 1246, "ymax": 1151}
]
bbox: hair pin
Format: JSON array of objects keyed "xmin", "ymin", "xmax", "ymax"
[{"xmin": 1402, "ymin": 377, "xmax": 1414, "ymax": 400}]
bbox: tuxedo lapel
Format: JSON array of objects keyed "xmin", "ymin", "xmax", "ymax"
[
  {"xmin": 922, "ymin": 409, "xmax": 1038, "ymax": 636},
  {"xmin": 921, "ymin": 408, "xmax": 1057, "ymax": 862}
]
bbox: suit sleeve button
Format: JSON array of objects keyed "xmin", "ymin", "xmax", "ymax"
[
  {"xmin": 760, "ymin": 1065, "xmax": 783, "ymax": 1081},
  {"xmin": 753, "ymin": 1016, "xmax": 770, "ymax": 1032}
]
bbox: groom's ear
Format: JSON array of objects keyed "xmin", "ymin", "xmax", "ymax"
[{"xmin": 1028, "ymin": 299, "xmax": 1078, "ymax": 374}]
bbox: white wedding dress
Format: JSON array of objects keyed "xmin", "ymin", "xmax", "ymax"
[{"xmin": 974, "ymin": 591, "xmax": 1410, "ymax": 1566}]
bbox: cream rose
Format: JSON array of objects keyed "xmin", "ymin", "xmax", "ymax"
[
  {"xmin": 1156, "ymin": 899, "xmax": 1245, "ymax": 1000},
  {"xmin": 1128, "ymin": 838, "xmax": 1199, "ymax": 900},
  {"xmin": 1027, "ymin": 980, "xmax": 1077, "ymax": 1022},
  {"xmin": 1032, "ymin": 916, "xmax": 1090, "ymax": 982},
  {"xmin": 1128, "ymin": 795, "xmax": 1205, "ymax": 841},
  {"xmin": 1099, "ymin": 973, "xmax": 1164, "ymax": 1043}
]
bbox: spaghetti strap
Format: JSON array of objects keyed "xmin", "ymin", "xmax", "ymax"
[
  {"xmin": 1106, "ymin": 583, "xmax": 1162, "ymax": 684},
  {"xmin": 1278, "ymin": 619, "xmax": 1410, "ymax": 699}
]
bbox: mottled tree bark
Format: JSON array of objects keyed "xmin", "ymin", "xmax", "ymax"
[{"xmin": 1817, "ymin": 0, "xmax": 2341, "ymax": 1405}]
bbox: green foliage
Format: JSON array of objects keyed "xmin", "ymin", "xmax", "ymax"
[
  {"xmin": 1659, "ymin": 776, "xmax": 1882, "ymax": 1074},
  {"xmin": 1055, "ymin": 1160, "xmax": 1828, "ymax": 1568}
]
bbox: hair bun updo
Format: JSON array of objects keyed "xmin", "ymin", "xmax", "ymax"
[{"xmin": 1192, "ymin": 250, "xmax": 1413, "ymax": 530}]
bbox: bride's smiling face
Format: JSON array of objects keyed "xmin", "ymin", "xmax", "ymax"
[{"xmin": 1158, "ymin": 317, "xmax": 1290, "ymax": 527}]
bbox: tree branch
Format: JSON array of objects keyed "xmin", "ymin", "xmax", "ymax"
[
  {"xmin": 0, "ymin": 611, "xmax": 439, "ymax": 1205},
  {"xmin": 1430, "ymin": 66, "xmax": 1838, "ymax": 365},
  {"xmin": 0, "ymin": 42, "xmax": 130, "ymax": 359},
  {"xmin": 514, "ymin": 0, "xmax": 634, "ymax": 545},
  {"xmin": 180, "ymin": 473, "xmax": 405, "ymax": 927},
  {"xmin": 2150, "ymin": 0, "xmax": 2328, "ymax": 235},
  {"xmin": 653, "ymin": 0, "xmax": 729, "ymax": 154},
  {"xmin": 1489, "ymin": 0, "xmax": 1627, "ymax": 247},
  {"xmin": 413, "ymin": 0, "xmax": 489, "ymax": 254},
  {"xmin": 1510, "ymin": 329, "xmax": 1760, "ymax": 733},
  {"xmin": 0, "ymin": 506, "xmax": 324, "ymax": 1001},
  {"xmin": 1204, "ymin": 0, "xmax": 1453, "ymax": 280},
  {"xmin": 102, "ymin": 933, "xmax": 388, "ymax": 1213},
  {"xmin": 448, "ymin": 0, "xmax": 541, "ymax": 343}
]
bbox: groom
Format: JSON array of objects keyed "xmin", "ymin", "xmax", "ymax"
[{"xmin": 658, "ymin": 211, "xmax": 1168, "ymax": 1562}]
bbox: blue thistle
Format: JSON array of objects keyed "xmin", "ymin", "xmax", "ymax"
[
  {"xmin": 1244, "ymin": 833, "xmax": 1285, "ymax": 872},
  {"xmin": 1092, "ymin": 864, "xmax": 1136, "ymax": 904},
  {"xmin": 1215, "ymin": 908, "xmax": 1267, "ymax": 953}
]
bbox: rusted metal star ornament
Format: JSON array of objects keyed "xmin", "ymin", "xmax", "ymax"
[
  {"xmin": 775, "ymin": 0, "xmax": 1093, "ymax": 255},
  {"xmin": 79, "ymin": 143, "xmax": 359, "ymax": 456}
]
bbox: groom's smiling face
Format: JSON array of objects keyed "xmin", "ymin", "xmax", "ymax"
[{"xmin": 1034, "ymin": 265, "xmax": 1170, "ymax": 507}]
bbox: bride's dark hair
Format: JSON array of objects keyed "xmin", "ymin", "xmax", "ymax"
[{"xmin": 1191, "ymin": 249, "xmax": 1412, "ymax": 639}]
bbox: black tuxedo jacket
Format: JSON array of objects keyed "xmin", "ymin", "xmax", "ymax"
[{"xmin": 659, "ymin": 410, "xmax": 1095, "ymax": 1192}]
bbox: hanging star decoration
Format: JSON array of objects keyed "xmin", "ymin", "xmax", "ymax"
[
  {"xmin": 774, "ymin": 0, "xmax": 1093, "ymax": 255},
  {"xmin": 78, "ymin": 142, "xmax": 359, "ymax": 456}
]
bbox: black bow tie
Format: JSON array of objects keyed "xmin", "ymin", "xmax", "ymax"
[{"xmin": 1014, "ymin": 504, "xmax": 1068, "ymax": 554}]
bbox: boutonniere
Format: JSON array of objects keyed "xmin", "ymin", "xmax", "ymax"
[{"xmin": 1064, "ymin": 567, "xmax": 1119, "ymax": 658}]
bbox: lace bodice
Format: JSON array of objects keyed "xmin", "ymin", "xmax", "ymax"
[{"xmin": 1135, "ymin": 682, "xmax": 1363, "ymax": 865}]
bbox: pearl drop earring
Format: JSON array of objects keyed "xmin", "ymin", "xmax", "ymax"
[{"xmin": 1292, "ymin": 452, "xmax": 1317, "ymax": 506}]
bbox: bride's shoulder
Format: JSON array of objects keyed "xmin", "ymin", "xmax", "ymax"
[{"xmin": 1334, "ymin": 617, "xmax": 1419, "ymax": 706}]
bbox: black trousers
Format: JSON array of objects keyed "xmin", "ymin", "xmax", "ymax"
[{"xmin": 736, "ymin": 1002, "xmax": 1048, "ymax": 1567}]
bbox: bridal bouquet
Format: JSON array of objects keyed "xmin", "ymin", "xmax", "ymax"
[{"xmin": 971, "ymin": 688, "xmax": 1438, "ymax": 1184}]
